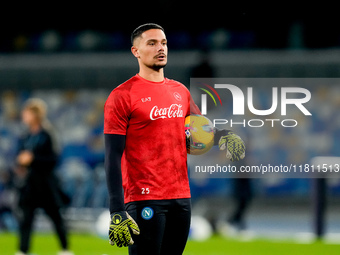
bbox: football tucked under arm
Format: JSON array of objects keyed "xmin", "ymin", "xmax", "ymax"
[{"xmin": 213, "ymin": 128, "xmax": 246, "ymax": 162}]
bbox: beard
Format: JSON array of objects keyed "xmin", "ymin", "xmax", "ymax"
[{"xmin": 147, "ymin": 62, "xmax": 167, "ymax": 71}]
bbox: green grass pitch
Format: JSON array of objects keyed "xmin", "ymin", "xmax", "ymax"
[{"xmin": 0, "ymin": 233, "xmax": 339, "ymax": 255}]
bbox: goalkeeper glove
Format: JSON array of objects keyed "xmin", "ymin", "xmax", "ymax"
[
  {"xmin": 217, "ymin": 130, "xmax": 246, "ymax": 161},
  {"xmin": 109, "ymin": 211, "xmax": 140, "ymax": 247}
]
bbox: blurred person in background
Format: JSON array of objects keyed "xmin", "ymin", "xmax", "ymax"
[
  {"xmin": 217, "ymin": 176, "xmax": 253, "ymax": 236},
  {"xmin": 229, "ymin": 178, "xmax": 252, "ymax": 231},
  {"xmin": 226, "ymin": 132, "xmax": 253, "ymax": 234},
  {"xmin": 14, "ymin": 98, "xmax": 72, "ymax": 255},
  {"xmin": 191, "ymin": 51, "xmax": 253, "ymax": 237},
  {"xmin": 191, "ymin": 48, "xmax": 215, "ymax": 78}
]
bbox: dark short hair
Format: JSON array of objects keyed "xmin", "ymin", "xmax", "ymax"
[{"xmin": 131, "ymin": 23, "xmax": 164, "ymax": 45}]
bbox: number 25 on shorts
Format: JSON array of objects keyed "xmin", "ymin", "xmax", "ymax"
[{"xmin": 141, "ymin": 188, "xmax": 150, "ymax": 194}]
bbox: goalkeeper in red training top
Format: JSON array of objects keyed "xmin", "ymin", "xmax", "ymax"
[{"xmin": 104, "ymin": 23, "xmax": 245, "ymax": 255}]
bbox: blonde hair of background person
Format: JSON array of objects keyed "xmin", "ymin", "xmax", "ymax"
[{"xmin": 22, "ymin": 98, "xmax": 60, "ymax": 153}]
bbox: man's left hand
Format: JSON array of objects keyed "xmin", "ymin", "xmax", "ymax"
[{"xmin": 218, "ymin": 131, "xmax": 246, "ymax": 161}]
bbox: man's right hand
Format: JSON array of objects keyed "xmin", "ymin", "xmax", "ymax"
[{"xmin": 109, "ymin": 211, "xmax": 140, "ymax": 247}]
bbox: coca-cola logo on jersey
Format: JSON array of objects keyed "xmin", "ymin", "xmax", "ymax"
[{"xmin": 150, "ymin": 104, "xmax": 183, "ymax": 120}]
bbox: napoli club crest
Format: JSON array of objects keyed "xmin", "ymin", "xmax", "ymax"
[{"xmin": 141, "ymin": 207, "xmax": 154, "ymax": 220}]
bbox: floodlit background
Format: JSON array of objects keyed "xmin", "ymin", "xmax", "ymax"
[{"xmin": 0, "ymin": 3, "xmax": 340, "ymax": 254}]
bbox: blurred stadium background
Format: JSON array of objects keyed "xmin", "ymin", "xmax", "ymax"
[{"xmin": 0, "ymin": 3, "xmax": 340, "ymax": 254}]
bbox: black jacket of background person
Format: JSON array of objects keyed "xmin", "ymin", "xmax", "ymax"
[{"xmin": 17, "ymin": 129, "xmax": 68, "ymax": 208}]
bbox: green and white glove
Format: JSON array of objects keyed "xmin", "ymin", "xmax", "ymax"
[
  {"xmin": 218, "ymin": 130, "xmax": 246, "ymax": 161},
  {"xmin": 109, "ymin": 211, "xmax": 140, "ymax": 247}
]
